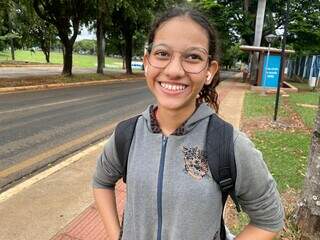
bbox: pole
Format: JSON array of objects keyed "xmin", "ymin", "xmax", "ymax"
[
  {"xmin": 263, "ymin": 42, "xmax": 271, "ymax": 87},
  {"xmin": 273, "ymin": 0, "xmax": 289, "ymax": 121}
]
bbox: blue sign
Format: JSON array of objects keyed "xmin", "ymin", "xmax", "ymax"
[{"xmin": 262, "ymin": 55, "xmax": 281, "ymax": 88}]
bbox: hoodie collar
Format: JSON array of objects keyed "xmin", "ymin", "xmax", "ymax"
[{"xmin": 142, "ymin": 103, "xmax": 214, "ymax": 135}]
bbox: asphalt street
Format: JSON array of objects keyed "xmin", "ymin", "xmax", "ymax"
[
  {"xmin": 0, "ymin": 68, "xmax": 237, "ymax": 190},
  {"xmin": 0, "ymin": 80, "xmax": 154, "ymax": 189}
]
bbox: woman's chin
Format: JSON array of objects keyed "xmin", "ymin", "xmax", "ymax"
[{"xmin": 156, "ymin": 98, "xmax": 195, "ymax": 112}]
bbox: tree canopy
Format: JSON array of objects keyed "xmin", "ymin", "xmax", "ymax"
[
  {"xmin": 33, "ymin": 0, "xmax": 94, "ymax": 75},
  {"xmin": 0, "ymin": 0, "xmax": 319, "ymax": 73}
]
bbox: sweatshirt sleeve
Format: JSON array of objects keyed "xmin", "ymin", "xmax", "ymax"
[
  {"xmin": 233, "ymin": 130, "xmax": 285, "ymax": 232},
  {"xmin": 92, "ymin": 132, "xmax": 124, "ymax": 189}
]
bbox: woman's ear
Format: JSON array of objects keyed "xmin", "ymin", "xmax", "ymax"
[
  {"xmin": 143, "ymin": 55, "xmax": 149, "ymax": 77},
  {"xmin": 205, "ymin": 60, "xmax": 219, "ymax": 85}
]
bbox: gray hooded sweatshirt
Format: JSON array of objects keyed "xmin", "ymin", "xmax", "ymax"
[{"xmin": 92, "ymin": 103, "xmax": 284, "ymax": 240}]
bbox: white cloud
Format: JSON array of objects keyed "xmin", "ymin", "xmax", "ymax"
[{"xmin": 76, "ymin": 26, "xmax": 96, "ymax": 41}]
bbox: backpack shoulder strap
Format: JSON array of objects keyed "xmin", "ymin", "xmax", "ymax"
[
  {"xmin": 206, "ymin": 114, "xmax": 241, "ymax": 212},
  {"xmin": 206, "ymin": 114, "xmax": 241, "ymax": 240},
  {"xmin": 114, "ymin": 115, "xmax": 141, "ymax": 183}
]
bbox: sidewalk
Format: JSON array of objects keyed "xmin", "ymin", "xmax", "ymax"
[{"xmin": 0, "ymin": 77, "xmax": 250, "ymax": 240}]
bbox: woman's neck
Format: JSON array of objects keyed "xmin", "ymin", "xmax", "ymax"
[{"xmin": 156, "ymin": 104, "xmax": 196, "ymax": 136}]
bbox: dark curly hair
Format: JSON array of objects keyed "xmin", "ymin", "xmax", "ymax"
[{"xmin": 147, "ymin": 7, "xmax": 220, "ymax": 112}]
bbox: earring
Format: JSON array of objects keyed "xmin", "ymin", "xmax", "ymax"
[{"xmin": 206, "ymin": 73, "xmax": 212, "ymax": 83}]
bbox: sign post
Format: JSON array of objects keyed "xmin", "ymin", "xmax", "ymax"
[{"xmin": 274, "ymin": 0, "xmax": 289, "ymax": 121}]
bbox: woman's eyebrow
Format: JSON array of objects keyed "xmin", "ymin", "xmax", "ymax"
[{"xmin": 152, "ymin": 43, "xmax": 208, "ymax": 52}]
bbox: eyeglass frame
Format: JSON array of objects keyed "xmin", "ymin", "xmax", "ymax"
[{"xmin": 145, "ymin": 43, "xmax": 213, "ymax": 74}]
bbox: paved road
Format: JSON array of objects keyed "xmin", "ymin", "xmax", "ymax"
[
  {"xmin": 0, "ymin": 69, "xmax": 239, "ymax": 189},
  {"xmin": 0, "ymin": 80, "xmax": 154, "ymax": 189}
]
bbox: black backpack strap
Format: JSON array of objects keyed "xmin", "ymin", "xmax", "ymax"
[
  {"xmin": 114, "ymin": 115, "xmax": 141, "ymax": 183},
  {"xmin": 206, "ymin": 114, "xmax": 241, "ymax": 239}
]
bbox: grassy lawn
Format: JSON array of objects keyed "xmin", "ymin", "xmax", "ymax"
[
  {"xmin": 0, "ymin": 72, "xmax": 145, "ymax": 88},
  {"xmin": 0, "ymin": 50, "xmax": 145, "ymax": 87},
  {"xmin": 0, "ymin": 50, "xmax": 123, "ymax": 68},
  {"xmin": 288, "ymin": 81, "xmax": 319, "ymax": 92},
  {"xmin": 287, "ymin": 92, "xmax": 319, "ymax": 128},
  {"xmin": 230, "ymin": 86, "xmax": 318, "ymax": 239},
  {"xmin": 253, "ymin": 131, "xmax": 310, "ymax": 191},
  {"xmin": 243, "ymin": 92, "xmax": 288, "ymax": 119},
  {"xmin": 242, "ymin": 91, "xmax": 315, "ymax": 191}
]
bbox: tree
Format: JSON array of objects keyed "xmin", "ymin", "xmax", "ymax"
[
  {"xmin": 74, "ymin": 39, "xmax": 96, "ymax": 54},
  {"xmin": 17, "ymin": 0, "xmax": 57, "ymax": 63},
  {"xmin": 297, "ymin": 97, "xmax": 320, "ymax": 239},
  {"xmin": 111, "ymin": 0, "xmax": 154, "ymax": 74},
  {"xmin": 249, "ymin": 0, "xmax": 267, "ymax": 84},
  {"xmin": 196, "ymin": 0, "xmax": 319, "ymax": 79},
  {"xmin": 33, "ymin": 0, "xmax": 94, "ymax": 75},
  {"xmin": 287, "ymin": 1, "xmax": 320, "ymax": 55},
  {"xmin": 95, "ymin": 0, "xmax": 113, "ymax": 74},
  {"xmin": 0, "ymin": 0, "xmax": 21, "ymax": 60},
  {"xmin": 194, "ymin": 0, "xmax": 249, "ymax": 68}
]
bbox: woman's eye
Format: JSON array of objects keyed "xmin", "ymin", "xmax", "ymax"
[
  {"xmin": 154, "ymin": 51, "xmax": 170, "ymax": 58},
  {"xmin": 185, "ymin": 54, "xmax": 203, "ymax": 61}
]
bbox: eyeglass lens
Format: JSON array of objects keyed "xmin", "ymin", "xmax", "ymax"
[{"xmin": 147, "ymin": 44, "xmax": 209, "ymax": 73}]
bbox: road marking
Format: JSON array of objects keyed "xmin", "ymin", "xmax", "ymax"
[
  {"xmin": 0, "ymin": 140, "xmax": 107, "ymax": 203},
  {"xmin": 0, "ymin": 94, "xmax": 106, "ymax": 114},
  {"xmin": 0, "ymin": 123, "xmax": 116, "ymax": 179},
  {"xmin": 0, "ymin": 109, "xmax": 141, "ymax": 203}
]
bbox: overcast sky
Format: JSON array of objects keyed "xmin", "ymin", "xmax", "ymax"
[{"xmin": 76, "ymin": 26, "xmax": 96, "ymax": 41}]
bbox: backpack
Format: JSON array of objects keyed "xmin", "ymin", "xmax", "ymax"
[{"xmin": 114, "ymin": 114, "xmax": 241, "ymax": 240}]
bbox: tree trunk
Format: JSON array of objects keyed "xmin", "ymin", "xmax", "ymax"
[
  {"xmin": 62, "ymin": 42, "xmax": 73, "ymax": 76},
  {"xmin": 96, "ymin": 18, "xmax": 106, "ymax": 74},
  {"xmin": 250, "ymin": 0, "xmax": 267, "ymax": 85},
  {"xmin": 249, "ymin": 53, "xmax": 259, "ymax": 85},
  {"xmin": 244, "ymin": 0, "xmax": 250, "ymax": 11},
  {"xmin": 45, "ymin": 51, "xmax": 50, "ymax": 63},
  {"xmin": 297, "ymin": 99, "xmax": 320, "ymax": 240},
  {"xmin": 41, "ymin": 40, "xmax": 50, "ymax": 63},
  {"xmin": 124, "ymin": 31, "xmax": 133, "ymax": 74},
  {"xmin": 122, "ymin": 58, "xmax": 125, "ymax": 69},
  {"xmin": 10, "ymin": 39, "xmax": 15, "ymax": 61}
]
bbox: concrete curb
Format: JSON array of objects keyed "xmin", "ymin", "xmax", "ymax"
[
  {"xmin": 250, "ymin": 80, "xmax": 298, "ymax": 94},
  {"xmin": 0, "ymin": 77, "xmax": 145, "ymax": 93}
]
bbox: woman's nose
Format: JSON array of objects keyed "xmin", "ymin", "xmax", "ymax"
[{"xmin": 163, "ymin": 54, "xmax": 185, "ymax": 78}]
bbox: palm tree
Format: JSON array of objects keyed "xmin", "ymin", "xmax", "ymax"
[{"xmin": 297, "ymin": 97, "xmax": 320, "ymax": 239}]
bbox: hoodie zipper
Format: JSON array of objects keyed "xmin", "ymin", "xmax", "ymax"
[{"xmin": 157, "ymin": 135, "xmax": 168, "ymax": 240}]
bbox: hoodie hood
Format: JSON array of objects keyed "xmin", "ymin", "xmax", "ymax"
[{"xmin": 141, "ymin": 103, "xmax": 214, "ymax": 135}]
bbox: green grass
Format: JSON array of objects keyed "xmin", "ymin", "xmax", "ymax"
[
  {"xmin": 244, "ymin": 91, "xmax": 318, "ymax": 129},
  {"xmin": 243, "ymin": 92, "xmax": 287, "ymax": 118},
  {"xmin": 232, "ymin": 91, "xmax": 315, "ymax": 238},
  {"xmin": 287, "ymin": 81, "xmax": 320, "ymax": 92},
  {"xmin": 243, "ymin": 91, "xmax": 313, "ymax": 191},
  {"xmin": 288, "ymin": 81, "xmax": 313, "ymax": 91},
  {"xmin": 0, "ymin": 72, "xmax": 144, "ymax": 87},
  {"xmin": 252, "ymin": 131, "xmax": 310, "ymax": 192},
  {"xmin": 287, "ymin": 92, "xmax": 319, "ymax": 128},
  {"xmin": 0, "ymin": 50, "xmax": 123, "ymax": 68}
]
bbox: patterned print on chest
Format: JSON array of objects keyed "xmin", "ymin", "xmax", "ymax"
[{"xmin": 182, "ymin": 146, "xmax": 209, "ymax": 180}]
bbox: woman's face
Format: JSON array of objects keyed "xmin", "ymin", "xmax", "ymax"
[{"xmin": 144, "ymin": 16, "xmax": 218, "ymax": 113}]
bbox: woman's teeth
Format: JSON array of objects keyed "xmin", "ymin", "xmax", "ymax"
[{"xmin": 160, "ymin": 82, "xmax": 186, "ymax": 91}]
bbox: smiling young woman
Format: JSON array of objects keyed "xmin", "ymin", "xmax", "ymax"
[
  {"xmin": 92, "ymin": 6, "xmax": 284, "ymax": 240},
  {"xmin": 144, "ymin": 16, "xmax": 218, "ymax": 135}
]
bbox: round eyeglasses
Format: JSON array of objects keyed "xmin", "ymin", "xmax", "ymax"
[{"xmin": 146, "ymin": 44, "xmax": 211, "ymax": 74}]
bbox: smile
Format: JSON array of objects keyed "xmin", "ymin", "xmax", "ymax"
[{"xmin": 159, "ymin": 82, "xmax": 187, "ymax": 92}]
